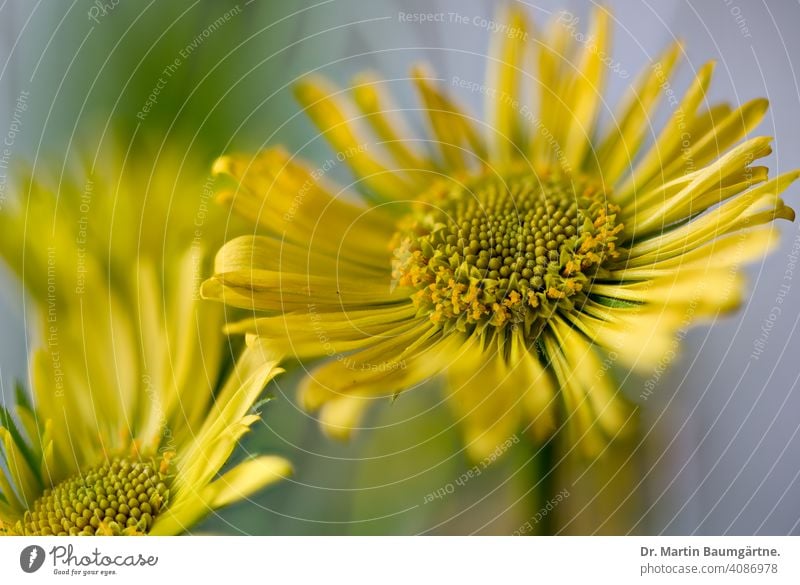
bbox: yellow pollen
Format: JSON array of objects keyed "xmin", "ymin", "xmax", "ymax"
[{"xmin": 391, "ymin": 170, "xmax": 624, "ymax": 340}]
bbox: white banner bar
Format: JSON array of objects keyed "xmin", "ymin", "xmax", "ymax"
[{"xmin": 1, "ymin": 536, "xmax": 798, "ymax": 584}]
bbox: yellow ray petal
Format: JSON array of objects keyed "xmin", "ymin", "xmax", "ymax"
[
  {"xmin": 318, "ymin": 395, "xmax": 374, "ymax": 440},
  {"xmin": 509, "ymin": 330, "xmax": 558, "ymax": 442},
  {"xmin": 445, "ymin": 334, "xmax": 521, "ymax": 461},
  {"xmin": 0, "ymin": 428, "xmax": 40, "ymax": 507},
  {"xmin": 624, "ymin": 165, "xmax": 770, "ymax": 229},
  {"xmin": 550, "ymin": 318, "xmax": 634, "ymax": 440},
  {"xmin": 531, "ymin": 12, "xmax": 575, "ymax": 167},
  {"xmin": 609, "ymin": 226, "xmax": 779, "ymax": 279},
  {"xmin": 352, "ymin": 72, "xmax": 435, "ymax": 171},
  {"xmin": 0, "ymin": 463, "xmax": 24, "ymax": 516},
  {"xmin": 148, "ymin": 491, "xmax": 209, "ymax": 536},
  {"xmin": 177, "ymin": 339, "xmax": 282, "ymax": 491},
  {"xmin": 562, "ymin": 304, "xmax": 681, "ymax": 373},
  {"xmin": 213, "ymin": 234, "xmax": 387, "ymax": 283},
  {"xmin": 563, "ymin": 5, "xmax": 611, "ymax": 170},
  {"xmin": 630, "ymin": 135, "xmax": 773, "ymax": 234},
  {"xmin": 660, "ymin": 98, "xmax": 769, "ymax": 180},
  {"xmin": 616, "ymin": 61, "xmax": 716, "ymax": 203},
  {"xmin": 224, "ymin": 304, "xmax": 418, "ymax": 359},
  {"xmin": 412, "ymin": 65, "xmax": 488, "ymax": 170},
  {"xmin": 213, "ymin": 149, "xmax": 395, "ymax": 263},
  {"xmin": 298, "ymin": 321, "xmax": 444, "ymax": 410},
  {"xmin": 625, "ymin": 170, "xmax": 798, "ymax": 262},
  {"xmin": 486, "ymin": 6, "xmax": 529, "ymax": 163},
  {"xmin": 594, "ymin": 42, "xmax": 682, "ymax": 184},
  {"xmin": 591, "ymin": 267, "xmax": 744, "ymax": 315},
  {"xmin": 295, "ymin": 77, "xmax": 418, "ymax": 201},
  {"xmin": 207, "ymin": 456, "xmax": 292, "ymax": 509},
  {"xmin": 208, "ymin": 268, "xmax": 407, "ymax": 313},
  {"xmin": 541, "ymin": 332, "xmax": 606, "ymax": 457}
]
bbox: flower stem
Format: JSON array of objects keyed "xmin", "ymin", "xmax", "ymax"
[
  {"xmin": 521, "ymin": 438, "xmax": 557, "ymax": 536},
  {"xmin": 535, "ymin": 439, "xmax": 557, "ymax": 535}
]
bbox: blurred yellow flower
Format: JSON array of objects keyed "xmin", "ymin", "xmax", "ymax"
[
  {"xmin": 0, "ymin": 144, "xmax": 291, "ymax": 535},
  {"xmin": 203, "ymin": 7, "xmax": 797, "ymax": 460}
]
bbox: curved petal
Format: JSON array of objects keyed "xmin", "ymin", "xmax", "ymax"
[
  {"xmin": 224, "ymin": 304, "xmax": 418, "ymax": 359},
  {"xmin": 213, "ymin": 148, "xmax": 395, "ymax": 264},
  {"xmin": 615, "ymin": 61, "xmax": 716, "ymax": 203},
  {"xmin": 593, "ymin": 42, "xmax": 682, "ymax": 184},
  {"xmin": 543, "ymin": 323, "xmax": 633, "ymax": 458},
  {"xmin": 509, "ymin": 330, "xmax": 558, "ymax": 442},
  {"xmin": 352, "ymin": 72, "xmax": 436, "ymax": 172},
  {"xmin": 445, "ymin": 334, "xmax": 521, "ymax": 460},
  {"xmin": 298, "ymin": 321, "xmax": 443, "ymax": 410},
  {"xmin": 207, "ymin": 455, "xmax": 292, "ymax": 509},
  {"xmin": 318, "ymin": 395, "xmax": 374, "ymax": 440},
  {"xmin": 627, "ymin": 136, "xmax": 774, "ymax": 236},
  {"xmin": 205, "ymin": 268, "xmax": 407, "ymax": 313},
  {"xmin": 621, "ymin": 170, "xmax": 797, "ymax": 264},
  {"xmin": 175, "ymin": 338, "xmax": 282, "ymax": 493}
]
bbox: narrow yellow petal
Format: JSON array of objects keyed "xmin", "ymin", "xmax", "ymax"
[
  {"xmin": 671, "ymin": 97, "xmax": 769, "ymax": 174},
  {"xmin": 550, "ymin": 318, "xmax": 634, "ymax": 440},
  {"xmin": 541, "ymin": 333, "xmax": 606, "ymax": 457},
  {"xmin": 591, "ymin": 268, "xmax": 744, "ymax": 315},
  {"xmin": 609, "ymin": 226, "xmax": 779, "ymax": 279},
  {"xmin": 630, "ymin": 136, "xmax": 773, "ymax": 234},
  {"xmin": 352, "ymin": 73, "xmax": 435, "ymax": 171},
  {"xmin": 595, "ymin": 41, "xmax": 682, "ymax": 183},
  {"xmin": 207, "ymin": 456, "xmax": 292, "ymax": 509},
  {"xmin": 295, "ymin": 77, "xmax": 416, "ymax": 201},
  {"xmin": 224, "ymin": 304, "xmax": 418, "ymax": 359},
  {"xmin": 213, "ymin": 148, "xmax": 395, "ymax": 262},
  {"xmin": 625, "ymin": 170, "xmax": 798, "ymax": 262},
  {"xmin": 509, "ymin": 331, "xmax": 558, "ymax": 442},
  {"xmin": 445, "ymin": 334, "xmax": 521, "ymax": 461},
  {"xmin": 562, "ymin": 305, "xmax": 681, "ymax": 373},
  {"xmin": 177, "ymin": 339, "xmax": 282, "ymax": 491},
  {"xmin": 298, "ymin": 321, "xmax": 445, "ymax": 409},
  {"xmin": 531, "ymin": 13, "xmax": 574, "ymax": 166},
  {"xmin": 616, "ymin": 61, "xmax": 716, "ymax": 203},
  {"xmin": 0, "ymin": 463, "xmax": 24, "ymax": 516},
  {"xmin": 210, "ymin": 268, "xmax": 406, "ymax": 312},
  {"xmin": 148, "ymin": 491, "xmax": 209, "ymax": 536},
  {"xmin": 486, "ymin": 7, "xmax": 529, "ymax": 163},
  {"xmin": 213, "ymin": 234, "xmax": 386, "ymax": 282},
  {"xmin": 412, "ymin": 65, "xmax": 488, "ymax": 170},
  {"xmin": 318, "ymin": 395, "xmax": 373, "ymax": 440},
  {"xmin": 564, "ymin": 5, "xmax": 611, "ymax": 170}
]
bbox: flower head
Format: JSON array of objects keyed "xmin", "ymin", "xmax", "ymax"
[
  {"xmin": 203, "ymin": 7, "xmax": 797, "ymax": 459},
  {"xmin": 0, "ymin": 144, "xmax": 291, "ymax": 535}
]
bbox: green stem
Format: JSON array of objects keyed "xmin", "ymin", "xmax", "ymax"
[
  {"xmin": 521, "ymin": 438, "xmax": 557, "ymax": 536},
  {"xmin": 536, "ymin": 439, "xmax": 557, "ymax": 536}
]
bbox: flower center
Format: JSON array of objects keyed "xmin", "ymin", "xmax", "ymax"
[
  {"xmin": 392, "ymin": 170, "xmax": 623, "ymax": 338},
  {"xmin": 21, "ymin": 454, "xmax": 172, "ymax": 536}
]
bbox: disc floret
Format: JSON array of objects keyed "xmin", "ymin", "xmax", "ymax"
[
  {"xmin": 392, "ymin": 170, "xmax": 623, "ymax": 338},
  {"xmin": 18, "ymin": 454, "xmax": 172, "ymax": 536}
]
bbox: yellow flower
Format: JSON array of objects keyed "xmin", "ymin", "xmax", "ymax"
[
  {"xmin": 203, "ymin": 7, "xmax": 797, "ymax": 460},
  {"xmin": 0, "ymin": 144, "xmax": 291, "ymax": 535}
]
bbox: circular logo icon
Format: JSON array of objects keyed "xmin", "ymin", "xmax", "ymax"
[{"xmin": 20, "ymin": 545, "xmax": 45, "ymax": 573}]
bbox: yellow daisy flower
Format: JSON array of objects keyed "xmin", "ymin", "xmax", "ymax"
[
  {"xmin": 203, "ymin": 7, "xmax": 797, "ymax": 460},
  {"xmin": 0, "ymin": 144, "xmax": 291, "ymax": 535}
]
